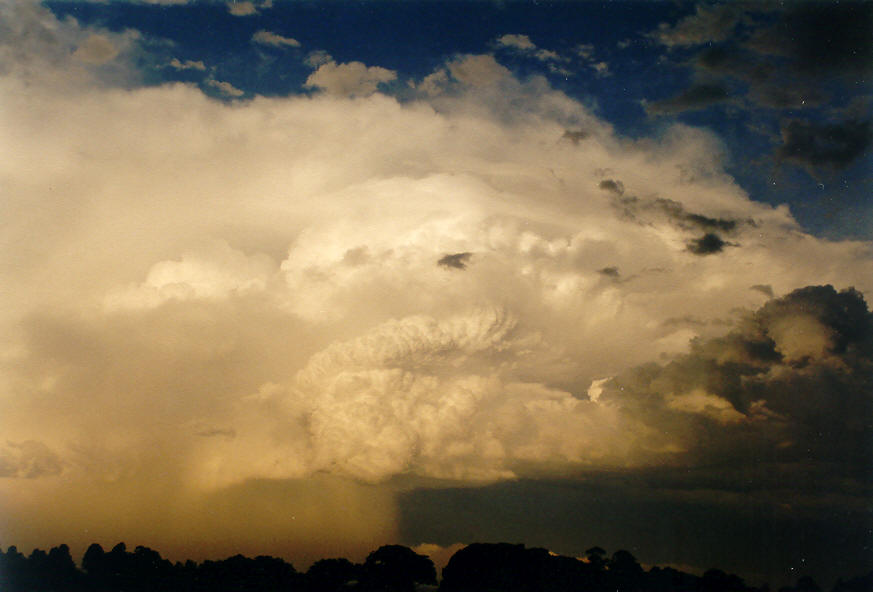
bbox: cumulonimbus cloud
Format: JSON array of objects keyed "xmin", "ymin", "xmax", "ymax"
[{"xmin": 1, "ymin": 0, "xmax": 872, "ymax": 561}]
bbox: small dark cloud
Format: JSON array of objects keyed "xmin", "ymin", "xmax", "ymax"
[
  {"xmin": 684, "ymin": 213, "xmax": 737, "ymax": 233},
  {"xmin": 776, "ymin": 118, "xmax": 873, "ymax": 170},
  {"xmin": 654, "ymin": 198, "xmax": 739, "ymax": 233},
  {"xmin": 598, "ymin": 266, "xmax": 620, "ymax": 278},
  {"xmin": 647, "ymin": 84, "xmax": 732, "ymax": 115},
  {"xmin": 750, "ymin": 284, "xmax": 773, "ymax": 298},
  {"xmin": 195, "ymin": 428, "xmax": 237, "ymax": 439},
  {"xmin": 598, "ymin": 179, "xmax": 624, "ymax": 195},
  {"xmin": 562, "ymin": 130, "xmax": 588, "ymax": 144},
  {"xmin": 687, "ymin": 233, "xmax": 729, "ymax": 255},
  {"xmin": 437, "ymin": 252, "xmax": 473, "ymax": 270}
]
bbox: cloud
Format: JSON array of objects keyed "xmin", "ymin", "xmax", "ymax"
[
  {"xmin": 105, "ymin": 241, "xmax": 277, "ymax": 310},
  {"xmin": 305, "ymin": 60, "xmax": 397, "ymax": 97},
  {"xmin": 652, "ymin": 3, "xmax": 743, "ymax": 47},
  {"xmin": 437, "ymin": 252, "xmax": 473, "ymax": 270},
  {"xmin": 750, "ymin": 284, "xmax": 774, "ymax": 298},
  {"xmin": 590, "ymin": 61, "xmax": 610, "ymax": 77},
  {"xmin": 686, "ymin": 233, "xmax": 729, "ymax": 255},
  {"xmin": 776, "ymin": 118, "xmax": 873, "ymax": 171},
  {"xmin": 496, "ymin": 34, "xmax": 535, "ymax": 51},
  {"xmin": 598, "ymin": 179, "xmax": 624, "ymax": 195},
  {"xmin": 495, "ymin": 33, "xmax": 563, "ymax": 63},
  {"xmin": 227, "ymin": 1, "xmax": 257, "ymax": 16},
  {"xmin": 252, "ymin": 30, "xmax": 300, "ymax": 48},
  {"xmin": 1, "ymin": 10, "xmax": 872, "ymax": 563},
  {"xmin": 600, "ymin": 285, "xmax": 873, "ymax": 474},
  {"xmin": 72, "ymin": 34, "xmax": 119, "ymax": 64},
  {"xmin": 167, "ymin": 58, "xmax": 206, "ymax": 71},
  {"xmin": 304, "ymin": 50, "xmax": 332, "ymax": 68},
  {"xmin": 206, "ymin": 78, "xmax": 244, "ymax": 97},
  {"xmin": 576, "ymin": 44, "xmax": 595, "ymax": 59},
  {"xmin": 0, "ymin": 441, "xmax": 64, "ymax": 479},
  {"xmin": 646, "ymin": 84, "xmax": 732, "ymax": 115}
]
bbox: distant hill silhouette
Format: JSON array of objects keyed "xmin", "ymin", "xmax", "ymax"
[{"xmin": 1, "ymin": 541, "xmax": 870, "ymax": 592}]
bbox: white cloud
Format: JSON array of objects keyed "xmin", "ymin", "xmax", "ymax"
[
  {"xmin": 168, "ymin": 58, "xmax": 206, "ymax": 71},
  {"xmin": 576, "ymin": 44, "xmax": 595, "ymax": 59},
  {"xmin": 495, "ymin": 33, "xmax": 564, "ymax": 63},
  {"xmin": 105, "ymin": 241, "xmax": 277, "ymax": 310},
  {"xmin": 227, "ymin": 1, "xmax": 257, "ymax": 16},
  {"xmin": 206, "ymin": 78, "xmax": 244, "ymax": 96},
  {"xmin": 305, "ymin": 60, "xmax": 397, "ymax": 97},
  {"xmin": 496, "ymin": 34, "xmax": 536, "ymax": 51},
  {"xmin": 304, "ymin": 50, "xmax": 333, "ymax": 68},
  {"xmin": 252, "ymin": 30, "xmax": 300, "ymax": 48},
  {"xmin": 591, "ymin": 61, "xmax": 610, "ymax": 77},
  {"xmin": 72, "ymin": 34, "xmax": 119, "ymax": 64}
]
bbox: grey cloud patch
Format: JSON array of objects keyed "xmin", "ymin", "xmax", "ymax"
[
  {"xmin": 776, "ymin": 118, "xmax": 873, "ymax": 170},
  {"xmin": 437, "ymin": 252, "xmax": 473, "ymax": 270},
  {"xmin": 598, "ymin": 179, "xmax": 624, "ymax": 195},
  {"xmin": 0, "ymin": 440, "xmax": 64, "ymax": 479},
  {"xmin": 598, "ymin": 266, "xmax": 620, "ymax": 278},
  {"xmin": 687, "ymin": 233, "xmax": 729, "ymax": 255},
  {"xmin": 750, "ymin": 284, "xmax": 774, "ymax": 298},
  {"xmin": 646, "ymin": 84, "xmax": 732, "ymax": 115}
]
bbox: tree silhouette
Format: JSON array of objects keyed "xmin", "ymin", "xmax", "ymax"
[
  {"xmin": 360, "ymin": 545, "xmax": 436, "ymax": 592},
  {"xmin": 306, "ymin": 557, "xmax": 361, "ymax": 591}
]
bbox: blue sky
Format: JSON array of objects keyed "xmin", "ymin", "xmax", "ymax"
[{"xmin": 1, "ymin": 1, "xmax": 872, "ymax": 588}]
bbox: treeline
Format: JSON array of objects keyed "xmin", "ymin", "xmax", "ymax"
[{"xmin": 1, "ymin": 541, "xmax": 871, "ymax": 592}]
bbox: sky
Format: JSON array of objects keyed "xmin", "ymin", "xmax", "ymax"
[{"xmin": 0, "ymin": 0, "xmax": 871, "ymax": 588}]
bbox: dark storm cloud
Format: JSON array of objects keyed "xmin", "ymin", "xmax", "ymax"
[
  {"xmin": 646, "ymin": 83, "xmax": 732, "ymax": 115},
  {"xmin": 686, "ymin": 233, "xmax": 728, "ymax": 255},
  {"xmin": 598, "ymin": 266, "xmax": 620, "ymax": 278},
  {"xmin": 437, "ymin": 252, "xmax": 473, "ymax": 270},
  {"xmin": 0, "ymin": 441, "xmax": 63, "ymax": 479},
  {"xmin": 776, "ymin": 118, "xmax": 873, "ymax": 170},
  {"xmin": 603, "ymin": 285, "xmax": 873, "ymax": 476}
]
